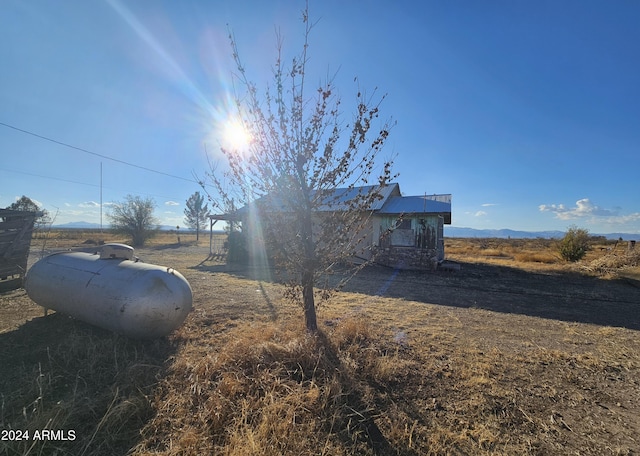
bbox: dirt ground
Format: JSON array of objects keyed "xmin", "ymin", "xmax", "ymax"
[{"xmin": 1, "ymin": 240, "xmax": 639, "ymax": 454}]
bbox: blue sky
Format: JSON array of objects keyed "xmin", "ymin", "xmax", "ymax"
[{"xmin": 1, "ymin": 0, "xmax": 639, "ymax": 234}]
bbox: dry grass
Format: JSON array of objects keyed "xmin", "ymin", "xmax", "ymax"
[
  {"xmin": 30, "ymin": 227, "xmax": 215, "ymax": 250},
  {"xmin": 133, "ymin": 319, "xmax": 409, "ymax": 455},
  {"xmin": 581, "ymin": 247, "xmax": 640, "ymax": 276},
  {"xmin": 444, "ymin": 236, "xmax": 635, "ymax": 272},
  {"xmin": 0, "ymin": 316, "xmax": 172, "ymax": 456},
  {"xmin": 1, "ymin": 233, "xmax": 640, "ymax": 455},
  {"xmin": 445, "ymin": 237, "xmax": 559, "ymax": 265},
  {"xmin": 513, "ymin": 251, "xmax": 558, "ymax": 264}
]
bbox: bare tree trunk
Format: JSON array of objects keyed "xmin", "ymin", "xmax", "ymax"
[
  {"xmin": 302, "ymin": 269, "xmax": 317, "ymax": 331},
  {"xmin": 300, "ymin": 194, "xmax": 318, "ymax": 332}
]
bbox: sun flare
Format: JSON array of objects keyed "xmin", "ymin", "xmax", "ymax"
[{"xmin": 223, "ymin": 118, "xmax": 252, "ymax": 150}]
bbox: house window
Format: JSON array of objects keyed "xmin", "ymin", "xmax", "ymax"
[
  {"xmin": 390, "ymin": 218, "xmax": 414, "ymax": 246},
  {"xmin": 396, "ymin": 218, "xmax": 411, "ymax": 230},
  {"xmin": 378, "ymin": 217, "xmax": 415, "ymax": 248}
]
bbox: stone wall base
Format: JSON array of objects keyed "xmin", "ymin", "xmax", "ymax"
[{"xmin": 373, "ymin": 246, "xmax": 439, "ymax": 271}]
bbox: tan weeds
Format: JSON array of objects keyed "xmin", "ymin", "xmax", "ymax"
[{"xmin": 133, "ymin": 318, "xmax": 420, "ymax": 456}]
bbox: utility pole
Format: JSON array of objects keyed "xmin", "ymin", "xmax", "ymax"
[{"xmin": 100, "ymin": 162, "xmax": 103, "ymax": 233}]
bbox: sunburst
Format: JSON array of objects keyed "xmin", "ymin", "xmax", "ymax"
[{"xmin": 223, "ymin": 118, "xmax": 252, "ymax": 150}]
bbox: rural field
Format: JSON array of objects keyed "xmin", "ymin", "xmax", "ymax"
[{"xmin": 1, "ymin": 230, "xmax": 639, "ymax": 455}]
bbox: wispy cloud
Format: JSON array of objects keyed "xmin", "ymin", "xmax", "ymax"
[
  {"xmin": 601, "ymin": 213, "xmax": 640, "ymax": 225},
  {"xmin": 481, "ymin": 203, "xmax": 498, "ymax": 207},
  {"xmin": 475, "ymin": 211, "xmax": 488, "ymax": 217},
  {"xmin": 539, "ymin": 198, "xmax": 618, "ymax": 220},
  {"xmin": 79, "ymin": 201, "xmax": 100, "ymax": 208},
  {"xmin": 165, "ymin": 201, "xmax": 180, "ymax": 206},
  {"xmin": 63, "ymin": 209, "xmax": 87, "ymax": 216}
]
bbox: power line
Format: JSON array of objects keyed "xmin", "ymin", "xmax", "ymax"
[
  {"xmin": 0, "ymin": 121, "xmax": 199, "ymax": 184},
  {"xmin": 0, "ymin": 167, "xmax": 185, "ymax": 201},
  {"xmin": 0, "ymin": 167, "xmax": 99, "ymax": 188}
]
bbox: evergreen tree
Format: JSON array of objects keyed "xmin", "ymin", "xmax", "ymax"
[
  {"xmin": 184, "ymin": 192, "xmax": 209, "ymax": 241},
  {"xmin": 6, "ymin": 195, "xmax": 51, "ymax": 229}
]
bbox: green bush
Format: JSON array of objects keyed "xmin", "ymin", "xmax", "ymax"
[
  {"xmin": 559, "ymin": 226, "xmax": 591, "ymax": 262},
  {"xmin": 226, "ymin": 230, "xmax": 248, "ymax": 264}
]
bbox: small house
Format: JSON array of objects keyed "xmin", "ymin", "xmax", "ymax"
[{"xmin": 210, "ymin": 183, "xmax": 452, "ymax": 270}]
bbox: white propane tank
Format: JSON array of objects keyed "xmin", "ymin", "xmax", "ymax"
[{"xmin": 24, "ymin": 244, "xmax": 192, "ymax": 339}]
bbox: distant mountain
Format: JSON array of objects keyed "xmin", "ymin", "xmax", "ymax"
[
  {"xmin": 54, "ymin": 221, "xmax": 102, "ymax": 229},
  {"xmin": 52, "ymin": 222, "xmax": 637, "ymax": 240},
  {"xmin": 445, "ymin": 226, "xmax": 638, "ymax": 240},
  {"xmin": 53, "ymin": 222, "xmax": 195, "ymax": 232},
  {"xmin": 159, "ymin": 225, "xmax": 183, "ymax": 231},
  {"xmin": 603, "ymin": 233, "xmax": 640, "ymax": 241}
]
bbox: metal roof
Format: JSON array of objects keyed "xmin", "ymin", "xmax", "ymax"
[
  {"xmin": 225, "ymin": 183, "xmax": 401, "ymax": 217},
  {"xmin": 378, "ymin": 195, "xmax": 452, "ymax": 215},
  {"xmin": 314, "ymin": 183, "xmax": 400, "ymax": 211},
  {"xmin": 210, "ymin": 184, "xmax": 452, "ymax": 222}
]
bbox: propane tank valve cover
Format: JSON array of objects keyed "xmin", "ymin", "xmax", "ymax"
[{"xmin": 100, "ymin": 243, "xmax": 135, "ymax": 260}]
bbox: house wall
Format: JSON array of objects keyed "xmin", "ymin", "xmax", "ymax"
[
  {"xmin": 373, "ymin": 214, "xmax": 445, "ymax": 269},
  {"xmin": 239, "ymin": 211, "xmax": 446, "ymax": 270},
  {"xmin": 358, "ymin": 215, "xmax": 376, "ymax": 261},
  {"xmin": 312, "ymin": 212, "xmax": 376, "ymax": 263},
  {"xmin": 238, "ymin": 214, "xmax": 270, "ymax": 267},
  {"xmin": 239, "ymin": 211, "xmax": 378, "ymax": 265},
  {"xmin": 376, "ymin": 215, "xmax": 441, "ymax": 248},
  {"xmin": 374, "ymin": 246, "xmax": 440, "ymax": 270}
]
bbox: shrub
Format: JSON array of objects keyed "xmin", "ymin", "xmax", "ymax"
[
  {"xmin": 559, "ymin": 225, "xmax": 591, "ymax": 262},
  {"xmin": 107, "ymin": 195, "xmax": 159, "ymax": 247},
  {"xmin": 226, "ymin": 230, "xmax": 248, "ymax": 264}
]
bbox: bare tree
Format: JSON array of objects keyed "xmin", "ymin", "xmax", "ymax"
[
  {"xmin": 107, "ymin": 195, "xmax": 159, "ymax": 247},
  {"xmin": 184, "ymin": 191, "xmax": 209, "ymax": 241},
  {"xmin": 204, "ymin": 7, "xmax": 396, "ymax": 332}
]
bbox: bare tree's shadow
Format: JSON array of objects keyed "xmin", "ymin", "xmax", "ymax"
[
  {"xmin": 194, "ymin": 260, "xmax": 640, "ymax": 331},
  {"xmin": 192, "ymin": 262, "xmax": 282, "ymax": 282}
]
